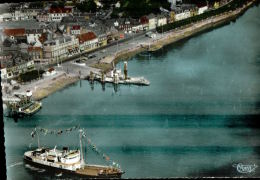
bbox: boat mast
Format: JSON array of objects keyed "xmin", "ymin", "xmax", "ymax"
[{"xmin": 79, "ymin": 129, "xmax": 85, "ymax": 166}]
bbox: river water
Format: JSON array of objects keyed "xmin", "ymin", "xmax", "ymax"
[{"xmin": 4, "ymin": 5, "xmax": 260, "ymax": 179}]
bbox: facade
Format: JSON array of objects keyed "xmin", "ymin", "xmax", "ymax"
[
  {"xmin": 147, "ymin": 14, "xmax": 157, "ymax": 30},
  {"xmin": 198, "ymin": 6, "xmax": 208, "ymax": 15},
  {"xmin": 0, "ymin": 13, "xmax": 12, "ymax": 22},
  {"xmin": 174, "ymin": 10, "xmax": 191, "ymax": 21},
  {"xmin": 25, "ymin": 29, "xmax": 44, "ymax": 44},
  {"xmin": 97, "ymin": 34, "xmax": 107, "ymax": 47},
  {"xmin": 77, "ymin": 32, "xmax": 98, "ymax": 52},
  {"xmin": 49, "ymin": 7, "xmax": 73, "ymax": 22},
  {"xmin": 1, "ymin": 60, "xmax": 35, "ymax": 79},
  {"xmin": 27, "ymin": 46, "xmax": 43, "ymax": 60},
  {"xmin": 70, "ymin": 25, "xmax": 81, "ymax": 35},
  {"xmin": 37, "ymin": 13, "xmax": 50, "ymax": 22},
  {"xmin": 114, "ymin": 18, "xmax": 133, "ymax": 33},
  {"xmin": 43, "ymin": 35, "xmax": 79, "ymax": 63},
  {"xmin": 157, "ymin": 15, "xmax": 167, "ymax": 27},
  {"xmin": 140, "ymin": 16, "xmax": 149, "ymax": 31}
]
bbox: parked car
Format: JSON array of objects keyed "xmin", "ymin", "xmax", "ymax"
[{"xmin": 88, "ymin": 54, "xmax": 96, "ymax": 59}]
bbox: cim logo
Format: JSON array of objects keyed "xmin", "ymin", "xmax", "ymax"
[{"xmin": 232, "ymin": 163, "xmax": 258, "ymax": 174}]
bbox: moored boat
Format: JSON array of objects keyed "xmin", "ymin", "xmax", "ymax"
[{"xmin": 24, "ymin": 128, "xmax": 124, "ymax": 178}]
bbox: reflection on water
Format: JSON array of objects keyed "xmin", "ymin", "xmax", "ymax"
[{"xmin": 4, "ymin": 5, "xmax": 260, "ymax": 179}]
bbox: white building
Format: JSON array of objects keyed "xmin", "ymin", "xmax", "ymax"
[
  {"xmin": 115, "ymin": 1, "xmax": 121, "ymax": 8},
  {"xmin": 157, "ymin": 15, "xmax": 167, "ymax": 27},
  {"xmin": 43, "ymin": 35, "xmax": 79, "ymax": 63},
  {"xmin": 49, "ymin": 7, "xmax": 73, "ymax": 22},
  {"xmin": 198, "ymin": 6, "xmax": 208, "ymax": 15},
  {"xmin": 25, "ymin": 29, "xmax": 44, "ymax": 44},
  {"xmin": 174, "ymin": 10, "xmax": 191, "ymax": 21},
  {"xmin": 77, "ymin": 32, "xmax": 98, "ymax": 52},
  {"xmin": 147, "ymin": 14, "xmax": 157, "ymax": 30},
  {"xmin": 0, "ymin": 13, "xmax": 12, "ymax": 22}
]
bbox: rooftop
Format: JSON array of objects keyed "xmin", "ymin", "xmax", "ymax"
[
  {"xmin": 49, "ymin": 7, "xmax": 72, "ymax": 14},
  {"xmin": 77, "ymin": 32, "xmax": 97, "ymax": 43},
  {"xmin": 4, "ymin": 28, "xmax": 25, "ymax": 36}
]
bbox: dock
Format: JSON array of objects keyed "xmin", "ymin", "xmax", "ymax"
[{"xmin": 86, "ymin": 61, "xmax": 150, "ymax": 86}]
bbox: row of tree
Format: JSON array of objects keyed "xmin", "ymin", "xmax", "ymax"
[
  {"xmin": 18, "ymin": 69, "xmax": 45, "ymax": 82},
  {"xmin": 114, "ymin": 0, "xmax": 171, "ymax": 18},
  {"xmin": 75, "ymin": 0, "xmax": 171, "ymax": 18},
  {"xmin": 157, "ymin": 0, "xmax": 253, "ymax": 33}
]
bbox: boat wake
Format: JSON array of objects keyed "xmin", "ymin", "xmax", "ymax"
[
  {"xmin": 25, "ymin": 164, "xmax": 45, "ymax": 173},
  {"xmin": 7, "ymin": 161, "xmax": 23, "ymax": 168}
]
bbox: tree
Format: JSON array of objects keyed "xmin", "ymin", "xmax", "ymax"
[{"xmin": 76, "ymin": 0, "xmax": 97, "ymax": 13}]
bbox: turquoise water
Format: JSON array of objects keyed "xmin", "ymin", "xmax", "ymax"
[{"xmin": 4, "ymin": 5, "xmax": 260, "ymax": 179}]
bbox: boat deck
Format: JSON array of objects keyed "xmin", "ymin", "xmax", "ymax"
[{"xmin": 76, "ymin": 165, "xmax": 122, "ymax": 177}]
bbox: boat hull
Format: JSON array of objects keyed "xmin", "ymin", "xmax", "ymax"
[{"xmin": 24, "ymin": 157, "xmax": 123, "ymax": 178}]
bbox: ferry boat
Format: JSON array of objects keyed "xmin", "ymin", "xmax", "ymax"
[
  {"xmin": 24, "ymin": 130, "xmax": 124, "ymax": 178},
  {"xmin": 17, "ymin": 101, "xmax": 42, "ymax": 116},
  {"xmin": 6, "ymin": 91, "xmax": 42, "ymax": 117}
]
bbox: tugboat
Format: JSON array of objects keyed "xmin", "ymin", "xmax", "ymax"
[{"xmin": 24, "ymin": 129, "xmax": 124, "ymax": 178}]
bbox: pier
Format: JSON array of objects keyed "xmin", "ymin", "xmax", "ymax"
[{"xmin": 86, "ymin": 61, "xmax": 150, "ymax": 86}]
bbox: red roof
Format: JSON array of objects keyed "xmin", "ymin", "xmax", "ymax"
[
  {"xmin": 48, "ymin": 67, "xmax": 55, "ymax": 72},
  {"xmin": 72, "ymin": 25, "xmax": 80, "ymax": 30},
  {"xmin": 4, "ymin": 28, "xmax": 25, "ymax": 36},
  {"xmin": 77, "ymin": 32, "xmax": 97, "ymax": 44},
  {"xmin": 28, "ymin": 46, "xmax": 42, "ymax": 52},
  {"xmin": 49, "ymin": 7, "xmax": 72, "ymax": 13},
  {"xmin": 140, "ymin": 16, "xmax": 149, "ymax": 24},
  {"xmin": 39, "ymin": 33, "xmax": 47, "ymax": 43}
]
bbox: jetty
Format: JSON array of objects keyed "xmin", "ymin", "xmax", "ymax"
[{"xmin": 86, "ymin": 61, "xmax": 150, "ymax": 86}]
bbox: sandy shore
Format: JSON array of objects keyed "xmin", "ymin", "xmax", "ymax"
[{"xmin": 31, "ymin": 74, "xmax": 79, "ymax": 101}]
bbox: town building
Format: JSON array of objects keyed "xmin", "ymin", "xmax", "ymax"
[
  {"xmin": 49, "ymin": 7, "xmax": 73, "ymax": 22},
  {"xmin": 25, "ymin": 28, "xmax": 44, "ymax": 44},
  {"xmin": 3, "ymin": 28, "xmax": 26, "ymax": 43},
  {"xmin": 139, "ymin": 16, "xmax": 149, "ymax": 31},
  {"xmin": 0, "ymin": 51, "xmax": 34, "ymax": 79},
  {"xmin": 147, "ymin": 14, "xmax": 157, "ymax": 30},
  {"xmin": 43, "ymin": 35, "xmax": 79, "ymax": 63},
  {"xmin": 172, "ymin": 4, "xmax": 196, "ymax": 21},
  {"xmin": 37, "ymin": 12, "xmax": 50, "ymax": 22},
  {"xmin": 198, "ymin": 4, "xmax": 208, "ymax": 15},
  {"xmin": 77, "ymin": 32, "xmax": 98, "ymax": 52},
  {"xmin": 157, "ymin": 14, "xmax": 167, "ymax": 27}
]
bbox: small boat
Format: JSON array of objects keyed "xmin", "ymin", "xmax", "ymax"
[{"xmin": 24, "ymin": 129, "xmax": 124, "ymax": 178}]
